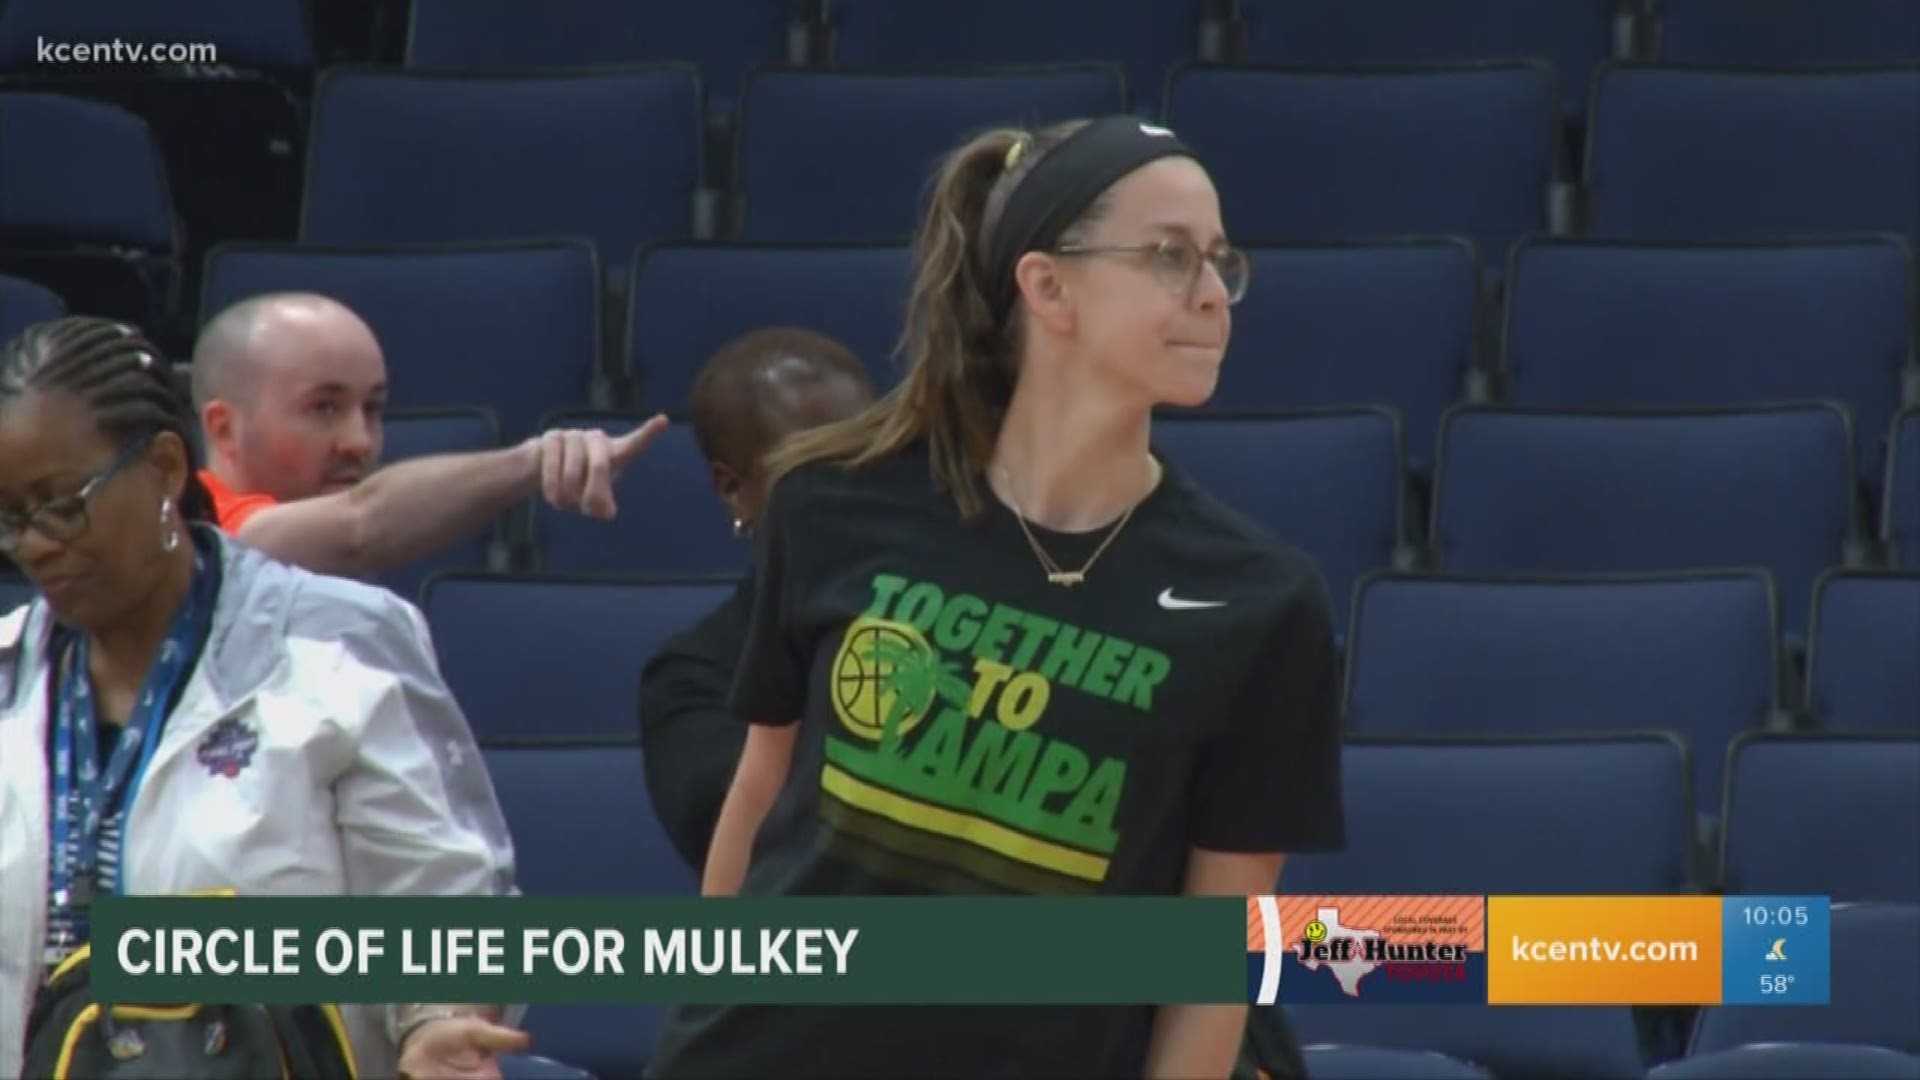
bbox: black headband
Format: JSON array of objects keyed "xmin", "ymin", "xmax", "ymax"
[{"xmin": 982, "ymin": 115, "xmax": 1196, "ymax": 324}]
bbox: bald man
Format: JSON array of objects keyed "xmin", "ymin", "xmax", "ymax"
[
  {"xmin": 193, "ymin": 293, "xmax": 666, "ymax": 578},
  {"xmin": 639, "ymin": 327, "xmax": 874, "ymax": 871}
]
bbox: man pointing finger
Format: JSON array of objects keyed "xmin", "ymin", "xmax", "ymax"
[{"xmin": 191, "ymin": 292, "xmax": 664, "ymax": 577}]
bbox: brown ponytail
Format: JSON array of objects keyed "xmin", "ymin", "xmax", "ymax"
[{"xmin": 762, "ymin": 119, "xmax": 1106, "ymax": 519}]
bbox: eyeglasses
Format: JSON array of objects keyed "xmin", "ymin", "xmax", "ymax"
[
  {"xmin": 0, "ymin": 435, "xmax": 154, "ymax": 554},
  {"xmin": 1052, "ymin": 237, "xmax": 1251, "ymax": 305}
]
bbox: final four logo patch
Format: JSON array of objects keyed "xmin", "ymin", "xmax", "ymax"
[{"xmin": 196, "ymin": 716, "xmax": 259, "ymax": 779}]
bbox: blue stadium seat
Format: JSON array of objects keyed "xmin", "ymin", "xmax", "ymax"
[
  {"xmin": 1431, "ymin": 404, "xmax": 1856, "ymax": 634},
  {"xmin": 1502, "ymin": 238, "xmax": 1914, "ymax": 492},
  {"xmin": 0, "ymin": 92, "xmax": 180, "ymax": 249},
  {"xmin": 1225, "ymin": 241, "xmax": 1477, "ymax": 475},
  {"xmin": 372, "ymin": 408, "xmax": 503, "ymax": 605},
  {"xmin": 1892, "ymin": 407, "xmax": 1920, "ymax": 568},
  {"xmin": 302, "ymin": 67, "xmax": 700, "ymax": 281},
  {"xmin": 481, "ymin": 742, "xmax": 694, "ymax": 894},
  {"xmin": 1234, "ymin": 0, "xmax": 1617, "ymax": 118},
  {"xmin": 1650, "ymin": 1043, "xmax": 1920, "ymax": 1080},
  {"xmin": 406, "ymin": 0, "xmax": 789, "ymax": 111},
  {"xmin": 627, "ymin": 243, "xmax": 910, "ymax": 410},
  {"xmin": 1301, "ymin": 1047, "xmax": 1493, "ymax": 1080},
  {"xmin": 1288, "ymin": 1004, "xmax": 1644, "ymax": 1080},
  {"xmin": 431, "ymin": 575, "xmax": 737, "ymax": 741},
  {"xmin": 201, "ymin": 242, "xmax": 602, "ymax": 442},
  {"xmin": 0, "ymin": 77, "xmax": 304, "ymax": 311},
  {"xmin": 0, "ymin": 0, "xmax": 313, "ymax": 71},
  {"xmin": 532, "ymin": 416, "xmax": 742, "ymax": 575},
  {"xmin": 1720, "ymin": 734, "xmax": 1920, "ymax": 903},
  {"xmin": 823, "ymin": 0, "xmax": 1205, "ymax": 110},
  {"xmin": 733, "ymin": 66, "xmax": 1125, "ymax": 242},
  {"xmin": 0, "ymin": 273, "xmax": 64, "ymax": 344},
  {"xmin": 1691, "ymin": 901, "xmax": 1920, "ymax": 1055},
  {"xmin": 0, "ymin": 576, "xmax": 32, "ymax": 614},
  {"xmin": 1585, "ymin": 65, "xmax": 1920, "ymax": 245},
  {"xmin": 1808, "ymin": 572, "xmax": 1920, "ymax": 733},
  {"xmin": 1655, "ymin": 0, "xmax": 1920, "ymax": 66},
  {"xmin": 1, "ymin": 0, "xmax": 311, "ymax": 288},
  {"xmin": 482, "ymin": 742, "xmax": 695, "ymax": 1077},
  {"xmin": 1344, "ymin": 573, "xmax": 1774, "ymax": 815},
  {"xmin": 1287, "ymin": 735, "xmax": 1694, "ymax": 895},
  {"xmin": 1, "ymin": 0, "xmax": 310, "ymax": 292},
  {"xmin": 1165, "ymin": 64, "xmax": 1559, "ymax": 267},
  {"xmin": 1152, "ymin": 410, "xmax": 1404, "ymax": 642},
  {"xmin": 0, "ymin": 93, "xmax": 177, "ymax": 330}
]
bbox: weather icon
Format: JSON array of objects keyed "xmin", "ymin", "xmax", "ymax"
[{"xmin": 1765, "ymin": 938, "xmax": 1789, "ymax": 962}]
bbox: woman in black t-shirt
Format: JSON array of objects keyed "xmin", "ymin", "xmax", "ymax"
[{"xmin": 650, "ymin": 116, "xmax": 1344, "ymax": 1080}]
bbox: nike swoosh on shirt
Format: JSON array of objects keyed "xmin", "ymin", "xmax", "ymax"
[{"xmin": 1158, "ymin": 588, "xmax": 1227, "ymax": 610}]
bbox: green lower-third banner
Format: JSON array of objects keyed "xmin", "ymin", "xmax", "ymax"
[{"xmin": 92, "ymin": 896, "xmax": 1245, "ymax": 1005}]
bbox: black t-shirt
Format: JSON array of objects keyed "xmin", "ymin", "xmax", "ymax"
[
  {"xmin": 638, "ymin": 576, "xmax": 757, "ymax": 871},
  {"xmin": 649, "ymin": 441, "xmax": 1343, "ymax": 1080}
]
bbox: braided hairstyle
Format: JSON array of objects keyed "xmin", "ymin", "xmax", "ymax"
[{"xmin": 0, "ymin": 316, "xmax": 215, "ymax": 524}]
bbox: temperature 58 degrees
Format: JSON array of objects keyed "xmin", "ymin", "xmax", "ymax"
[{"xmin": 1760, "ymin": 974, "xmax": 1797, "ymax": 994}]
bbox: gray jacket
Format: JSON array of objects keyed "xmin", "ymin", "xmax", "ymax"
[{"xmin": 0, "ymin": 533, "xmax": 516, "ymax": 1078}]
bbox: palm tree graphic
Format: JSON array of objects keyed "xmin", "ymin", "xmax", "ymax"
[{"xmin": 862, "ymin": 633, "xmax": 974, "ymax": 741}]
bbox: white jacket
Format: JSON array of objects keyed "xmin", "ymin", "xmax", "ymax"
[{"xmin": 0, "ymin": 534, "xmax": 516, "ymax": 1079}]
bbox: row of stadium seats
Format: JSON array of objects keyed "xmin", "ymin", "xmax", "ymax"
[
  {"xmin": 427, "ymin": 573, "xmax": 1917, "ymax": 804},
  {"xmin": 7, "ymin": 234, "xmax": 1915, "ymax": 485},
  {"xmin": 331, "ymin": 407, "xmax": 1920, "ymax": 630},
  {"xmin": 1311, "ymin": 735, "xmax": 1918, "ymax": 901},
  {"xmin": 33, "ymin": 556, "xmax": 1915, "ymax": 763},
  {"xmin": 6, "ymin": 0, "xmax": 1920, "ymax": 107},
  {"xmin": 484, "ymin": 735, "xmax": 1919, "ymax": 1075},
  {"xmin": 0, "ymin": 563, "xmax": 1835, "ymax": 815},
  {"xmin": 10, "ymin": 402, "xmax": 1910, "ymax": 645},
  {"xmin": 14, "ymin": 563, "xmax": 1913, "ymax": 794},
  {"xmin": 7, "ymin": 61, "xmax": 1920, "ymax": 349}
]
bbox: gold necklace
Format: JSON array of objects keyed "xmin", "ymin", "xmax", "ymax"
[{"xmin": 996, "ymin": 463, "xmax": 1149, "ymax": 587}]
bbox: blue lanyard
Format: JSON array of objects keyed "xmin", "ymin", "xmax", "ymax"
[{"xmin": 49, "ymin": 543, "xmax": 215, "ymax": 909}]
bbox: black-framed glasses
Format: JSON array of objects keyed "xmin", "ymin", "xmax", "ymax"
[
  {"xmin": 1052, "ymin": 238, "xmax": 1251, "ymax": 305},
  {"xmin": 0, "ymin": 435, "xmax": 154, "ymax": 554}
]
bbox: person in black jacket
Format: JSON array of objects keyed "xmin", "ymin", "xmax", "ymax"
[{"xmin": 637, "ymin": 327, "xmax": 874, "ymax": 872}]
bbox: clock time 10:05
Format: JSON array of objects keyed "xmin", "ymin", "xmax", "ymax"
[{"xmin": 1742, "ymin": 904, "xmax": 1810, "ymax": 927}]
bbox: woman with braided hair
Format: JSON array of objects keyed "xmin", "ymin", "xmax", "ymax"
[{"xmin": 0, "ymin": 318, "xmax": 527, "ymax": 1079}]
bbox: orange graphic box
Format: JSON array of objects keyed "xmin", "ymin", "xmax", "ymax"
[{"xmin": 1487, "ymin": 896, "xmax": 1723, "ymax": 1004}]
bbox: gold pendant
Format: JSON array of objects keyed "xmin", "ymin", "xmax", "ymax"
[{"xmin": 1047, "ymin": 571, "xmax": 1085, "ymax": 587}]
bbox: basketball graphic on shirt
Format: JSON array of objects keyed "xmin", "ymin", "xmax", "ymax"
[{"xmin": 831, "ymin": 617, "xmax": 938, "ymax": 741}]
